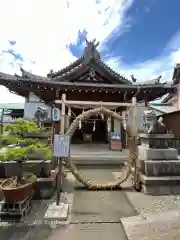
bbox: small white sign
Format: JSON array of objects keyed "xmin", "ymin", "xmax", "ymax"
[
  {"xmin": 52, "ymin": 108, "xmax": 61, "ymax": 121},
  {"xmin": 53, "ymin": 134, "xmax": 70, "ymax": 157}
]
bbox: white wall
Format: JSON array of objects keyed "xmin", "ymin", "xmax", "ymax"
[
  {"xmin": 122, "ymin": 102, "xmax": 148, "ymax": 132},
  {"xmin": 136, "ymin": 102, "xmax": 148, "ymax": 131},
  {"xmin": 24, "ymin": 92, "xmax": 52, "ymax": 120},
  {"xmin": 114, "ymin": 119, "xmax": 121, "ymax": 133}
]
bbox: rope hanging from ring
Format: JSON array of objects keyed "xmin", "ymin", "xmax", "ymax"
[{"xmin": 64, "ymin": 106, "xmax": 140, "ymax": 190}]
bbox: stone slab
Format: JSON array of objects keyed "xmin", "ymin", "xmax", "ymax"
[
  {"xmin": 138, "ymin": 145, "xmax": 178, "ymax": 160},
  {"xmin": 71, "ymin": 155, "xmax": 127, "ymax": 166},
  {"xmin": 140, "ymin": 174, "xmax": 180, "ymax": 186},
  {"xmin": 140, "ymin": 160, "xmax": 180, "ymax": 176},
  {"xmin": 139, "ymin": 133, "xmax": 174, "ymax": 139},
  {"xmin": 44, "ymin": 202, "xmax": 69, "ymax": 221},
  {"xmin": 142, "ymin": 184, "xmax": 180, "ymax": 195},
  {"xmin": 121, "ymin": 209, "xmax": 180, "ymax": 240}
]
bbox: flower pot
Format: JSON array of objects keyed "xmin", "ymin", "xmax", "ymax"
[
  {"xmin": 1, "ymin": 161, "xmax": 19, "ymax": 178},
  {"xmin": 0, "ymin": 173, "xmax": 37, "ymax": 201},
  {"xmin": 0, "ymin": 160, "xmax": 51, "ymax": 178},
  {"xmin": 0, "ymin": 161, "xmax": 6, "ymax": 178},
  {"xmin": 23, "ymin": 132, "xmax": 50, "ymax": 138},
  {"xmin": 22, "ymin": 160, "xmax": 51, "ymax": 177},
  {"xmin": 23, "ymin": 133, "xmax": 50, "ymax": 144}
]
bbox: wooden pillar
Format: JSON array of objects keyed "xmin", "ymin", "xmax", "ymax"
[
  {"xmin": 144, "ymin": 94, "xmax": 148, "ymax": 107},
  {"xmin": 60, "ymin": 94, "xmax": 66, "ymax": 134},
  {"xmin": 120, "ymin": 111, "xmax": 124, "ymax": 148},
  {"xmin": 56, "ymin": 93, "xmax": 66, "ymax": 206},
  {"xmin": 132, "ymin": 97, "xmax": 137, "ymax": 135},
  {"xmin": 177, "ymin": 85, "xmax": 180, "ymax": 110}
]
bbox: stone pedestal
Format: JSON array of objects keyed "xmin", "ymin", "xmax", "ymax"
[
  {"xmin": 138, "ymin": 134, "xmax": 180, "ymax": 195},
  {"xmin": 44, "ymin": 202, "xmax": 69, "ymax": 221}
]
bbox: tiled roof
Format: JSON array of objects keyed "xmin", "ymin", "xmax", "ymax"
[{"xmin": 149, "ymin": 104, "xmax": 177, "ymax": 116}]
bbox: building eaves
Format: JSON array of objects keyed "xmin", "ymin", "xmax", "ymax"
[
  {"xmin": 20, "ymin": 68, "xmax": 46, "ymax": 81},
  {"xmin": 149, "ymin": 104, "xmax": 177, "ymax": 115}
]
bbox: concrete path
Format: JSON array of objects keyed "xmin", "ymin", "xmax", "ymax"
[
  {"xmin": 59, "ymin": 169, "xmax": 137, "ymax": 239},
  {"xmin": 0, "ymin": 168, "xmax": 137, "ymax": 240},
  {"xmin": 114, "ymin": 171, "xmax": 180, "ymax": 239},
  {"xmin": 71, "ymin": 169, "xmax": 136, "ymax": 223},
  {"xmin": 5, "ymin": 168, "xmax": 180, "ymax": 239}
]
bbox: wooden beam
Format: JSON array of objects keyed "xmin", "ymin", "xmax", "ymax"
[
  {"xmin": 60, "ymin": 94, "xmax": 66, "ymax": 134},
  {"xmin": 55, "ymin": 100, "xmax": 133, "ymax": 108}
]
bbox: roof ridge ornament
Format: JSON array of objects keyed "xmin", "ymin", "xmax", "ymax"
[
  {"xmin": 83, "ymin": 37, "xmax": 100, "ymax": 63},
  {"xmin": 130, "ymin": 74, "xmax": 137, "ymax": 83}
]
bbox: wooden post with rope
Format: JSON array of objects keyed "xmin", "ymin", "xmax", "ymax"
[{"xmin": 56, "ymin": 93, "xmax": 66, "ymax": 205}]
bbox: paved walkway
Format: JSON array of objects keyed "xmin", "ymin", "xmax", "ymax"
[
  {"xmin": 48, "ymin": 169, "xmax": 137, "ymax": 240},
  {"xmin": 0, "ymin": 168, "xmax": 137, "ymax": 240}
]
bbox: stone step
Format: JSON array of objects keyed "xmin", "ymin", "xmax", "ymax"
[
  {"xmin": 138, "ymin": 145, "xmax": 178, "ymax": 160},
  {"xmin": 142, "ymin": 184, "xmax": 180, "ymax": 195},
  {"xmin": 140, "ymin": 160, "xmax": 180, "ymax": 176},
  {"xmin": 140, "ymin": 174, "xmax": 180, "ymax": 186}
]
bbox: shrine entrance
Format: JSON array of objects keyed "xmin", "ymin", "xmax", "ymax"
[
  {"xmin": 55, "ymin": 95, "xmax": 141, "ymax": 191},
  {"xmin": 70, "ymin": 108, "xmax": 108, "ymax": 144}
]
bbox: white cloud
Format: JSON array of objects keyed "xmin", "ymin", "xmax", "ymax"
[
  {"xmin": 107, "ymin": 31, "xmax": 180, "ymax": 83},
  {"xmin": 0, "ymin": 0, "xmax": 133, "ymax": 103},
  {"xmin": 0, "ymin": 0, "xmax": 179, "ymax": 104}
]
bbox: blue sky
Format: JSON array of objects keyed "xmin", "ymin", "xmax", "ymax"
[{"xmin": 0, "ymin": 0, "xmax": 180, "ymax": 103}]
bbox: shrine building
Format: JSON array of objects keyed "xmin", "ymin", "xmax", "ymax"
[{"xmin": 0, "ymin": 39, "xmax": 175, "ymax": 148}]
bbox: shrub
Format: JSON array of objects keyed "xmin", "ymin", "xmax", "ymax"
[
  {"xmin": 4, "ymin": 119, "xmax": 41, "ymax": 136},
  {"xmin": 0, "ymin": 119, "xmax": 52, "ymax": 161}
]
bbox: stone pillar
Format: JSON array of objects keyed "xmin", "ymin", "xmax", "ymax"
[{"xmin": 138, "ymin": 133, "xmax": 180, "ymax": 195}]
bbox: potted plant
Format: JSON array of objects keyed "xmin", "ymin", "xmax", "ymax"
[
  {"xmin": 0, "ymin": 153, "xmax": 37, "ymax": 201},
  {"xmin": 0, "ymin": 119, "xmax": 52, "ymax": 179},
  {"xmin": 0, "ymin": 119, "xmax": 53, "ymax": 201}
]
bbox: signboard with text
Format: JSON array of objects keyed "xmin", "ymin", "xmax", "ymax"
[{"xmin": 53, "ymin": 134, "xmax": 70, "ymax": 157}]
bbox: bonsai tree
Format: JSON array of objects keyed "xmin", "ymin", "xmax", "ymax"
[{"xmin": 0, "ymin": 119, "xmax": 52, "ymax": 186}]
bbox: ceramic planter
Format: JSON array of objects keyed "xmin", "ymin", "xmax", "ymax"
[
  {"xmin": 0, "ymin": 160, "xmax": 52, "ymax": 178},
  {"xmin": 0, "ymin": 173, "xmax": 37, "ymax": 201}
]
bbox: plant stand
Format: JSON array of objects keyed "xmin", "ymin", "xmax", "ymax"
[{"xmin": 0, "ymin": 195, "xmax": 32, "ymax": 222}]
